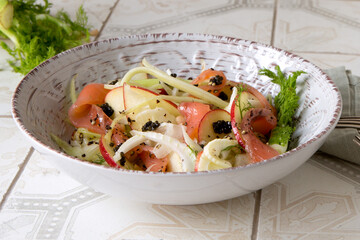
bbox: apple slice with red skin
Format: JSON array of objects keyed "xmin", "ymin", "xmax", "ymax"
[
  {"xmin": 123, "ymin": 85, "xmax": 178, "ymax": 114},
  {"xmin": 157, "ymin": 88, "xmax": 168, "ymax": 95},
  {"xmin": 105, "ymin": 84, "xmax": 179, "ymax": 130},
  {"xmin": 239, "ymin": 83, "xmax": 276, "ymax": 115},
  {"xmin": 198, "ymin": 109, "xmax": 234, "ymax": 144},
  {"xmin": 217, "ymin": 85, "xmax": 233, "ymax": 102},
  {"xmin": 99, "ymin": 135, "xmax": 120, "ymax": 168},
  {"xmin": 105, "ymin": 86, "xmax": 125, "ymax": 118},
  {"xmin": 240, "ymin": 108, "xmax": 279, "ymax": 163},
  {"xmin": 194, "ymin": 151, "xmax": 203, "ymax": 172},
  {"xmin": 230, "ymin": 83, "xmax": 276, "ymax": 148},
  {"xmin": 230, "ymin": 95, "xmax": 246, "ymax": 148},
  {"xmin": 105, "ymin": 84, "xmax": 178, "ymax": 118},
  {"xmin": 123, "ymin": 85, "xmax": 180, "ymax": 130}
]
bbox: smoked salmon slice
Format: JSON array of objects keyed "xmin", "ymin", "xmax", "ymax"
[{"xmin": 68, "ymin": 83, "xmax": 112, "ymax": 134}]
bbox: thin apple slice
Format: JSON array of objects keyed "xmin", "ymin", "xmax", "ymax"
[
  {"xmin": 230, "ymin": 82, "xmax": 276, "ymax": 148},
  {"xmin": 194, "ymin": 151, "xmax": 203, "ymax": 172},
  {"xmin": 123, "ymin": 85, "xmax": 179, "ymax": 129},
  {"xmin": 234, "ymin": 91, "xmax": 262, "ymax": 123},
  {"xmin": 99, "ymin": 136, "xmax": 120, "ymax": 168},
  {"xmin": 124, "ymin": 85, "xmax": 178, "ymax": 115},
  {"xmin": 130, "ymin": 71, "xmax": 148, "ymax": 81},
  {"xmin": 198, "ymin": 109, "xmax": 234, "ymax": 144},
  {"xmin": 166, "ymin": 151, "xmax": 184, "ymax": 172},
  {"xmin": 105, "ymin": 86, "xmax": 125, "ymax": 118},
  {"xmin": 230, "ymin": 88, "xmax": 263, "ymax": 148},
  {"xmin": 131, "ymin": 107, "xmax": 176, "ymax": 131},
  {"xmin": 217, "ymin": 85, "xmax": 233, "ymax": 102},
  {"xmin": 230, "ymin": 95, "xmax": 245, "ymax": 148}
]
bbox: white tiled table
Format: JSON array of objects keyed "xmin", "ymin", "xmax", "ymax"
[{"xmin": 0, "ymin": 1, "xmax": 359, "ymax": 239}]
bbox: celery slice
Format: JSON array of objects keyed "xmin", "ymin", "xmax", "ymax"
[
  {"xmin": 129, "ymin": 78, "xmax": 160, "ymax": 87},
  {"xmin": 69, "ymin": 74, "xmax": 78, "ymax": 104},
  {"xmin": 119, "ymin": 58, "xmax": 228, "ymax": 109},
  {"xmin": 158, "ymin": 95, "xmax": 206, "ymax": 104},
  {"xmin": 51, "ymin": 133, "xmax": 105, "ymax": 165}
]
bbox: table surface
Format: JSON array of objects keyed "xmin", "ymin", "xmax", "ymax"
[{"xmin": 1, "ymin": 0, "xmax": 360, "ymax": 239}]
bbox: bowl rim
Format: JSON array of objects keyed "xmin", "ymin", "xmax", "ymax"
[{"xmin": 11, "ymin": 32, "xmax": 342, "ymax": 176}]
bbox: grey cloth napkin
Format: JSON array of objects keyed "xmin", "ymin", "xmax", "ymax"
[{"xmin": 319, "ymin": 67, "xmax": 360, "ymax": 164}]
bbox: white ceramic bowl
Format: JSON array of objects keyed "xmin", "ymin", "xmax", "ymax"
[{"xmin": 12, "ymin": 33, "xmax": 341, "ymax": 205}]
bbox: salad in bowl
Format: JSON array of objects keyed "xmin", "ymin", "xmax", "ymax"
[
  {"xmin": 13, "ymin": 34, "xmax": 340, "ymax": 204},
  {"xmin": 52, "ymin": 58, "xmax": 305, "ymax": 173}
]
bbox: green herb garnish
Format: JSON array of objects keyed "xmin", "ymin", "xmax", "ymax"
[
  {"xmin": 0, "ymin": 0, "xmax": 90, "ymax": 74},
  {"xmin": 259, "ymin": 66, "xmax": 306, "ymax": 153},
  {"xmin": 220, "ymin": 144, "xmax": 244, "ymax": 154},
  {"xmin": 187, "ymin": 145, "xmax": 199, "ymax": 157},
  {"xmin": 235, "ymin": 84, "xmax": 253, "ymax": 120}
]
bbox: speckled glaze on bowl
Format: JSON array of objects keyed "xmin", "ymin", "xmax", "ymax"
[{"xmin": 12, "ymin": 33, "xmax": 341, "ymax": 205}]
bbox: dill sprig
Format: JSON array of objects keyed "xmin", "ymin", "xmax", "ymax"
[
  {"xmin": 235, "ymin": 84, "xmax": 253, "ymax": 120},
  {"xmin": 220, "ymin": 144, "xmax": 244, "ymax": 154},
  {"xmin": 259, "ymin": 66, "xmax": 306, "ymax": 152},
  {"xmin": 0, "ymin": 0, "xmax": 90, "ymax": 74}
]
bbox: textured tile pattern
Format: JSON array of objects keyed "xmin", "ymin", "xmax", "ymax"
[
  {"xmin": 1, "ymin": 0, "xmax": 360, "ymax": 239},
  {"xmin": 258, "ymin": 154, "xmax": 360, "ymax": 239},
  {"xmin": 0, "ymin": 119, "xmax": 31, "ymax": 203},
  {"xmin": 100, "ymin": 0, "xmax": 275, "ymax": 44},
  {"xmin": 275, "ymin": 0, "xmax": 360, "ymax": 54},
  {"xmin": 0, "ymin": 42, "xmax": 24, "ymax": 116},
  {"xmin": 0, "ymin": 151, "xmax": 255, "ymax": 240}
]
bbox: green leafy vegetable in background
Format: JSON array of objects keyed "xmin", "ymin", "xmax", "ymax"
[
  {"xmin": 259, "ymin": 66, "xmax": 306, "ymax": 153},
  {"xmin": 0, "ymin": 0, "xmax": 90, "ymax": 74}
]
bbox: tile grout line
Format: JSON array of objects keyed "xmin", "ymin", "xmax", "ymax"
[
  {"xmin": 251, "ymin": 190, "xmax": 262, "ymax": 240},
  {"xmin": 0, "ymin": 2, "xmax": 122, "ymax": 211},
  {"xmin": 94, "ymin": 0, "xmax": 121, "ymax": 41},
  {"xmin": 0, "ymin": 147, "xmax": 34, "ymax": 212},
  {"xmin": 270, "ymin": 0, "xmax": 278, "ymax": 46}
]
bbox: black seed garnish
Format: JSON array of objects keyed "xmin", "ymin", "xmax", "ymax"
[
  {"xmin": 108, "ymin": 79, "xmax": 118, "ymax": 85},
  {"xmin": 100, "ymin": 103, "xmax": 114, "ymax": 117},
  {"xmin": 218, "ymin": 91, "xmax": 228, "ymax": 101},
  {"xmin": 209, "ymin": 75, "xmax": 223, "ymax": 86},
  {"xmin": 142, "ymin": 120, "xmax": 161, "ymax": 132},
  {"xmin": 114, "ymin": 143, "xmax": 122, "ymax": 152},
  {"xmin": 119, "ymin": 158, "xmax": 126, "ymax": 166},
  {"xmin": 212, "ymin": 120, "xmax": 232, "ymax": 134}
]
